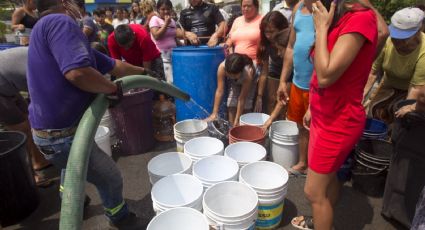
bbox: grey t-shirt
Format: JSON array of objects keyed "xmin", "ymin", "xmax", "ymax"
[{"xmin": 0, "ymin": 47, "xmax": 28, "ymax": 96}]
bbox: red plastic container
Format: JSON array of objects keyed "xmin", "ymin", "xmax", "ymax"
[
  {"xmin": 110, "ymin": 88, "xmax": 155, "ymax": 154},
  {"xmin": 229, "ymin": 125, "xmax": 266, "ymax": 145}
]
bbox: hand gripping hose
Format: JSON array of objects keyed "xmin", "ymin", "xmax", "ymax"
[{"xmin": 59, "ymin": 75, "xmax": 190, "ymax": 230}]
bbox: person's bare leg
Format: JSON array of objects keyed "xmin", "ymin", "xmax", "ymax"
[
  {"xmin": 328, "ymin": 174, "xmax": 342, "ymax": 206},
  {"xmin": 6, "ymin": 119, "xmax": 50, "ymax": 170},
  {"xmin": 304, "ymin": 169, "xmax": 336, "ymax": 230},
  {"xmin": 228, "ymin": 107, "xmax": 236, "ymax": 126},
  {"xmin": 292, "ymin": 125, "xmax": 308, "ymax": 172}
]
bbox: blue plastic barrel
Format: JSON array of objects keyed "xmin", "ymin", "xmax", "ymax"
[
  {"xmin": 172, "ymin": 46, "xmax": 225, "ymax": 121},
  {"xmin": 0, "ymin": 43, "xmax": 20, "ymax": 51}
]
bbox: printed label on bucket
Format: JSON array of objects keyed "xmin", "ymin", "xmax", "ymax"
[{"xmin": 256, "ymin": 202, "xmax": 284, "ymax": 229}]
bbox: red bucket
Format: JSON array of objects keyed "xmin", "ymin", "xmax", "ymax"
[{"xmin": 229, "ymin": 125, "xmax": 266, "ymax": 145}]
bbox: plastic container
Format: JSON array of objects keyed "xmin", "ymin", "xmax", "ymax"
[
  {"xmin": 269, "ymin": 121, "xmax": 299, "ymax": 171},
  {"xmin": 239, "ymin": 161, "xmax": 288, "ymax": 229},
  {"xmin": 172, "ymin": 46, "xmax": 225, "ymax": 121},
  {"xmin": 184, "ymin": 136, "xmax": 224, "ymax": 162},
  {"xmin": 239, "ymin": 113, "xmax": 270, "ymax": 127},
  {"xmin": 174, "ymin": 119, "xmax": 209, "ymax": 152},
  {"xmin": 229, "ymin": 125, "xmax": 266, "ymax": 145},
  {"xmin": 203, "ymin": 181, "xmax": 259, "ymax": 230},
  {"xmin": 208, "ymin": 119, "xmax": 231, "ymax": 147},
  {"xmin": 0, "ymin": 131, "xmax": 39, "ymax": 227},
  {"xmin": 224, "ymin": 142, "xmax": 267, "ymax": 168},
  {"xmin": 192, "ymin": 155, "xmax": 239, "ymax": 190},
  {"xmin": 153, "ymin": 94, "xmax": 176, "ymax": 142},
  {"xmin": 151, "ymin": 174, "xmax": 203, "ymax": 214},
  {"xmin": 147, "ymin": 152, "xmax": 193, "ymax": 185},
  {"xmin": 362, "ymin": 118, "xmax": 388, "ymax": 140},
  {"xmin": 99, "ymin": 109, "xmax": 117, "ymax": 145},
  {"xmin": 110, "ymin": 88, "xmax": 154, "ymax": 154},
  {"xmin": 95, "ymin": 126, "xmax": 112, "ymax": 157},
  {"xmin": 147, "ymin": 207, "xmax": 209, "ymax": 230},
  {"xmin": 355, "ymin": 139, "xmax": 392, "ymax": 168}
]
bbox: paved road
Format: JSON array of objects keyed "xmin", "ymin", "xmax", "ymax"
[{"xmin": 4, "ymin": 142, "xmax": 406, "ymax": 230}]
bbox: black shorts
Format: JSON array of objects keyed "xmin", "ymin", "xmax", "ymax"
[{"xmin": 0, "ymin": 93, "xmax": 28, "ymax": 125}]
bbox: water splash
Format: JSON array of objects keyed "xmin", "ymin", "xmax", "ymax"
[{"xmin": 182, "ymin": 98, "xmax": 211, "ymax": 119}]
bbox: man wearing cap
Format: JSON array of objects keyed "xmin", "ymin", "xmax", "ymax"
[{"xmin": 365, "ymin": 7, "xmax": 425, "ymax": 125}]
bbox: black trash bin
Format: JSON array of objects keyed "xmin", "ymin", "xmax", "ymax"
[
  {"xmin": 0, "ymin": 131, "xmax": 39, "ymax": 227},
  {"xmin": 381, "ymin": 100, "xmax": 425, "ymax": 228}
]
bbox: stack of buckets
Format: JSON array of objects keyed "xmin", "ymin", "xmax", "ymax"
[
  {"xmin": 147, "ymin": 207, "xmax": 209, "ymax": 230},
  {"xmin": 203, "ymin": 181, "xmax": 259, "ymax": 230},
  {"xmin": 240, "ymin": 161, "xmax": 289, "ymax": 229},
  {"xmin": 99, "ymin": 110, "xmax": 117, "ymax": 145},
  {"xmin": 224, "ymin": 142, "xmax": 267, "ymax": 169},
  {"xmin": 184, "ymin": 137, "xmax": 224, "ymax": 162},
  {"xmin": 147, "ymin": 152, "xmax": 192, "ymax": 184},
  {"xmin": 151, "ymin": 174, "xmax": 203, "ymax": 214},
  {"xmin": 229, "ymin": 125, "xmax": 266, "ymax": 146},
  {"xmin": 192, "ymin": 155, "xmax": 239, "ymax": 191},
  {"xmin": 174, "ymin": 119, "xmax": 209, "ymax": 152},
  {"xmin": 239, "ymin": 113, "xmax": 270, "ymax": 126},
  {"xmin": 269, "ymin": 121, "xmax": 299, "ymax": 170}
]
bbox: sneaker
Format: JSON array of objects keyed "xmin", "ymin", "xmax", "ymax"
[{"xmin": 109, "ymin": 212, "xmax": 146, "ymax": 230}]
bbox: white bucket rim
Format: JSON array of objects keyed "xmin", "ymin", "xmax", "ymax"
[
  {"xmin": 270, "ymin": 120, "xmax": 299, "ymax": 136},
  {"xmin": 192, "ymin": 155, "xmax": 239, "ymax": 183},
  {"xmin": 174, "ymin": 119, "xmax": 208, "ymax": 134},
  {"xmin": 147, "ymin": 152, "xmax": 193, "ymax": 177},
  {"xmin": 147, "ymin": 207, "xmax": 209, "ymax": 230},
  {"xmin": 203, "ymin": 181, "xmax": 258, "ymax": 219},
  {"xmin": 240, "ymin": 161, "xmax": 289, "ymax": 191},
  {"xmin": 151, "ymin": 174, "xmax": 203, "ymax": 208},
  {"xmin": 239, "ymin": 113, "xmax": 270, "ymax": 126},
  {"xmin": 184, "ymin": 137, "xmax": 224, "ymax": 157},
  {"xmin": 224, "ymin": 141, "xmax": 267, "ymax": 164}
]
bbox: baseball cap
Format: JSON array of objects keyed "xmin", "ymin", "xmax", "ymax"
[{"xmin": 389, "ymin": 7, "xmax": 424, "ymax": 39}]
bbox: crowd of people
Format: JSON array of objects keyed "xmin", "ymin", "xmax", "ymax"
[{"xmin": 2, "ymin": 0, "xmax": 425, "ymax": 229}]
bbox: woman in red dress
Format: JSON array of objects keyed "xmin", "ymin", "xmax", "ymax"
[{"xmin": 290, "ymin": 0, "xmax": 379, "ymax": 229}]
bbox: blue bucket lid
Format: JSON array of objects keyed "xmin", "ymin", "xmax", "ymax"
[{"xmin": 364, "ymin": 118, "xmax": 387, "ymax": 134}]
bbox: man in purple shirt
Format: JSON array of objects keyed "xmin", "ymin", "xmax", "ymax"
[{"xmin": 29, "ymin": 0, "xmax": 151, "ymax": 228}]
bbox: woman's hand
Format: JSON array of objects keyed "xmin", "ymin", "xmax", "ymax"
[
  {"xmin": 205, "ymin": 113, "xmax": 218, "ymax": 122},
  {"xmin": 312, "ymin": 1, "xmax": 336, "ymax": 32},
  {"xmin": 395, "ymin": 103, "xmax": 416, "ymax": 118},
  {"xmin": 164, "ymin": 15, "xmax": 171, "ymax": 26},
  {"xmin": 276, "ymin": 82, "xmax": 289, "ymax": 105},
  {"xmin": 185, "ymin": 31, "xmax": 200, "ymax": 45},
  {"xmin": 303, "ymin": 108, "xmax": 311, "ymax": 131},
  {"xmin": 254, "ymin": 97, "xmax": 263, "ymax": 112}
]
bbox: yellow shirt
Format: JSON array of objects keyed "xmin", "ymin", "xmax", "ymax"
[{"xmin": 373, "ymin": 33, "xmax": 425, "ymax": 90}]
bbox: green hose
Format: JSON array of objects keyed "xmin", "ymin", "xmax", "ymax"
[{"xmin": 59, "ymin": 75, "xmax": 190, "ymax": 230}]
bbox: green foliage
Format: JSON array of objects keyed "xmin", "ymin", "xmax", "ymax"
[{"xmin": 371, "ymin": 0, "xmax": 418, "ymax": 22}]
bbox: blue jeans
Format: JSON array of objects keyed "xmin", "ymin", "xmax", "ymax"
[{"xmin": 33, "ymin": 133, "xmax": 128, "ymax": 223}]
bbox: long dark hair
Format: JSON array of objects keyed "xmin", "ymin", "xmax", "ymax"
[
  {"xmin": 225, "ymin": 53, "xmax": 254, "ymax": 74},
  {"xmin": 156, "ymin": 0, "xmax": 173, "ymax": 11},
  {"xmin": 257, "ymin": 11, "xmax": 289, "ymax": 64},
  {"xmin": 322, "ymin": 0, "xmax": 368, "ymax": 29}
]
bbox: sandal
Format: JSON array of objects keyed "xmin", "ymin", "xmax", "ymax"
[
  {"xmin": 291, "ymin": 215, "xmax": 314, "ymax": 230},
  {"xmin": 288, "ymin": 168, "xmax": 307, "ymax": 178}
]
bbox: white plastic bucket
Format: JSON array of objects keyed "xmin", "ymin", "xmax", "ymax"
[
  {"xmin": 147, "ymin": 207, "xmax": 209, "ymax": 230},
  {"xmin": 184, "ymin": 137, "xmax": 224, "ymax": 162},
  {"xmin": 100, "ymin": 110, "xmax": 117, "ymax": 145},
  {"xmin": 174, "ymin": 119, "xmax": 209, "ymax": 152},
  {"xmin": 224, "ymin": 142, "xmax": 267, "ymax": 168},
  {"xmin": 147, "ymin": 152, "xmax": 193, "ymax": 185},
  {"xmin": 269, "ymin": 121, "xmax": 299, "ymax": 170},
  {"xmin": 239, "ymin": 113, "xmax": 270, "ymax": 127},
  {"xmin": 151, "ymin": 174, "xmax": 203, "ymax": 213},
  {"xmin": 95, "ymin": 126, "xmax": 112, "ymax": 157},
  {"xmin": 193, "ymin": 156, "xmax": 239, "ymax": 190},
  {"xmin": 239, "ymin": 161, "xmax": 288, "ymax": 229},
  {"xmin": 203, "ymin": 181, "xmax": 258, "ymax": 230}
]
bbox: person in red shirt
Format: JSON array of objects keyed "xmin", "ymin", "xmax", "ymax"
[
  {"xmin": 286, "ymin": 0, "xmax": 378, "ymax": 229},
  {"xmin": 108, "ymin": 24, "xmax": 165, "ymax": 80}
]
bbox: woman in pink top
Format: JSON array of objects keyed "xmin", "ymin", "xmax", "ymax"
[{"xmin": 225, "ymin": 0, "xmax": 262, "ymax": 64}]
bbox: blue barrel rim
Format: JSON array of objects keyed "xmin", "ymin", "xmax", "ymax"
[
  {"xmin": 172, "ymin": 45, "xmax": 224, "ymax": 52},
  {"xmin": 364, "ymin": 118, "xmax": 387, "ymax": 134}
]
